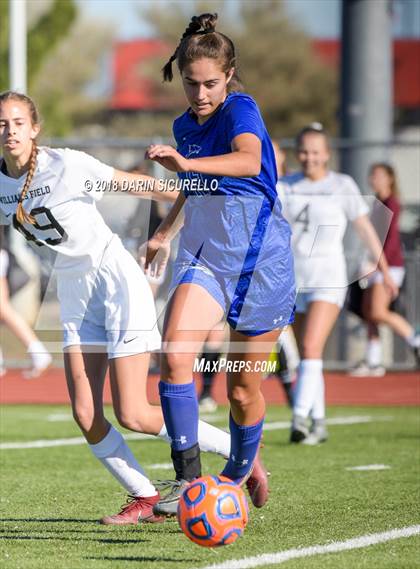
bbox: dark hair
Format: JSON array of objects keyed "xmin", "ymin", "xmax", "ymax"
[
  {"xmin": 369, "ymin": 162, "xmax": 399, "ymax": 197},
  {"xmin": 0, "ymin": 90, "xmax": 39, "ymax": 224},
  {"xmin": 162, "ymin": 13, "xmax": 242, "ymax": 92},
  {"xmin": 296, "ymin": 122, "xmax": 330, "ymax": 149}
]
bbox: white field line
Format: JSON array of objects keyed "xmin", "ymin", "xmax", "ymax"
[
  {"xmin": 0, "ymin": 415, "xmax": 388, "ymax": 450},
  {"xmin": 346, "ymin": 464, "xmax": 391, "ymax": 471},
  {"xmin": 199, "ymin": 414, "xmax": 226, "ymax": 423},
  {"xmin": 47, "ymin": 413, "xmax": 73, "ymax": 422},
  {"xmin": 0, "ymin": 432, "xmax": 154, "ymax": 450},
  {"xmin": 263, "ymin": 414, "xmax": 390, "ymax": 431},
  {"xmin": 194, "ymin": 525, "xmax": 420, "ymax": 569},
  {"xmin": 147, "ymin": 462, "xmax": 173, "ymax": 470}
]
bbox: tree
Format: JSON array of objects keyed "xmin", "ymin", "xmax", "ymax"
[
  {"xmin": 0, "ymin": 0, "xmax": 77, "ymax": 92},
  {"xmin": 237, "ymin": 1, "xmax": 337, "ymax": 136},
  {"xmin": 141, "ymin": 0, "xmax": 337, "ymax": 137},
  {"xmin": 31, "ymin": 19, "xmax": 113, "ymax": 136},
  {"xmin": 27, "ymin": 0, "xmax": 76, "ymax": 85},
  {"xmin": 1, "ymin": 0, "xmax": 111, "ymax": 135}
]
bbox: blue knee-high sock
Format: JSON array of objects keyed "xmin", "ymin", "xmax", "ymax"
[
  {"xmin": 159, "ymin": 381, "xmax": 198, "ymax": 452},
  {"xmin": 221, "ymin": 414, "xmax": 264, "ymax": 483}
]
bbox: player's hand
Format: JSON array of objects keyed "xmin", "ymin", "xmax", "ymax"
[
  {"xmin": 138, "ymin": 237, "xmax": 170, "ymax": 279},
  {"xmin": 383, "ymin": 272, "xmax": 399, "ymax": 300},
  {"xmin": 145, "ymin": 144, "xmax": 190, "ymax": 173}
]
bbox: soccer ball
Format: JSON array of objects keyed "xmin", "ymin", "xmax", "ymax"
[{"xmin": 177, "ymin": 474, "xmax": 248, "ymax": 547}]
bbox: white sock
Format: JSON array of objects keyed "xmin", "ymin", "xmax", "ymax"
[
  {"xmin": 89, "ymin": 425, "xmax": 157, "ymax": 498},
  {"xmin": 293, "ymin": 359, "xmax": 323, "ymax": 418},
  {"xmin": 27, "ymin": 341, "xmax": 51, "ymax": 368},
  {"xmin": 311, "ymin": 373, "xmax": 325, "ymax": 420},
  {"xmin": 158, "ymin": 420, "xmax": 230, "ymax": 459},
  {"xmin": 406, "ymin": 332, "xmax": 420, "ymax": 349},
  {"xmin": 28, "ymin": 340, "xmax": 49, "ymax": 354},
  {"xmin": 278, "ymin": 328, "xmax": 300, "ymax": 371},
  {"xmin": 366, "ymin": 338, "xmax": 382, "ymax": 367}
]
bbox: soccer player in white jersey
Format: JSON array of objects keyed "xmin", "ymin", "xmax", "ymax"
[
  {"xmin": 277, "ymin": 124, "xmax": 398, "ymax": 445},
  {"xmin": 0, "ymin": 90, "xmax": 232, "ymax": 524}
]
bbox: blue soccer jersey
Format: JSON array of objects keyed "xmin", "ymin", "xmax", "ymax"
[
  {"xmin": 174, "ymin": 92, "xmax": 292, "ymax": 279},
  {"xmin": 171, "ymin": 92, "xmax": 295, "ymax": 333}
]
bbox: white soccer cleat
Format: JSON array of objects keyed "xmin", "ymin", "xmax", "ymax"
[
  {"xmin": 349, "ymin": 361, "xmax": 386, "ymax": 378},
  {"xmin": 302, "ymin": 419, "xmax": 328, "ymax": 445},
  {"xmin": 290, "ymin": 414, "xmax": 310, "ymax": 443}
]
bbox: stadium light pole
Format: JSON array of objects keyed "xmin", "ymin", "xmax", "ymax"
[
  {"xmin": 340, "ymin": 0, "xmax": 393, "ymax": 192},
  {"xmin": 8, "ymin": 0, "xmax": 37, "ymax": 277},
  {"xmin": 9, "ymin": 0, "xmax": 27, "ymax": 93},
  {"xmin": 339, "ymin": 0, "xmax": 393, "ymax": 365}
]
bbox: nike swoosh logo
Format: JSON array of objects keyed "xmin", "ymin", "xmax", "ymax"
[
  {"xmin": 123, "ymin": 337, "xmax": 138, "ymax": 344},
  {"xmin": 5, "ymin": 213, "xmax": 11, "ymax": 217}
]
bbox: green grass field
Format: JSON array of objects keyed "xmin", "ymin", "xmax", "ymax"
[{"xmin": 1, "ymin": 405, "xmax": 419, "ymax": 569}]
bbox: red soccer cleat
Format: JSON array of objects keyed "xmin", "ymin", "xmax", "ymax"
[
  {"xmin": 100, "ymin": 493, "xmax": 165, "ymax": 525},
  {"xmin": 245, "ymin": 450, "xmax": 270, "ymax": 508}
]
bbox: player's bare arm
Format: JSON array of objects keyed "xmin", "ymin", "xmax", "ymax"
[
  {"xmin": 141, "ymin": 191, "xmax": 186, "ymax": 272},
  {"xmin": 152, "ymin": 190, "xmax": 186, "ymax": 243},
  {"xmin": 352, "ymin": 214, "xmax": 399, "ymax": 298},
  {"xmin": 112, "ymin": 169, "xmax": 178, "ymax": 202},
  {"xmin": 146, "ymin": 133, "xmax": 261, "ymax": 178}
]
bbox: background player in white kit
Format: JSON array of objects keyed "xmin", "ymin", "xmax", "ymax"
[
  {"xmin": 0, "ymin": 90, "xmax": 231, "ymax": 524},
  {"xmin": 277, "ymin": 124, "xmax": 398, "ymax": 445}
]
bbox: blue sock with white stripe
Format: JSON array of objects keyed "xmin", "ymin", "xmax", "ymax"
[
  {"xmin": 221, "ymin": 414, "xmax": 264, "ymax": 483},
  {"xmin": 159, "ymin": 381, "xmax": 198, "ymax": 452}
]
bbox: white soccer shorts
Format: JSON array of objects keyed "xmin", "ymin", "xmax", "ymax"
[
  {"xmin": 59, "ymin": 237, "xmax": 161, "ymax": 358},
  {"xmin": 295, "ymin": 287, "xmax": 348, "ymax": 313},
  {"xmin": 366, "ymin": 266, "xmax": 405, "ymax": 288}
]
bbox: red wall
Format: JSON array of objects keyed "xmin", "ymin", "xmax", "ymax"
[{"xmin": 111, "ymin": 39, "xmax": 420, "ymax": 110}]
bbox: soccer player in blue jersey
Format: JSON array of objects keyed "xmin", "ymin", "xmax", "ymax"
[{"xmin": 143, "ymin": 13, "xmax": 296, "ymax": 516}]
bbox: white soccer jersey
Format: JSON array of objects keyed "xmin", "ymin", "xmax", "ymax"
[
  {"xmin": 277, "ymin": 171, "xmax": 369, "ymax": 288},
  {"xmin": 0, "ymin": 147, "xmax": 114, "ymax": 273}
]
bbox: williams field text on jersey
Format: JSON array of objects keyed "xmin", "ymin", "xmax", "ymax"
[{"xmin": 0, "ymin": 186, "xmax": 51, "ymax": 204}]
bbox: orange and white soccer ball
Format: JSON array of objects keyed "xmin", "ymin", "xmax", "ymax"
[{"xmin": 177, "ymin": 475, "xmax": 249, "ymax": 547}]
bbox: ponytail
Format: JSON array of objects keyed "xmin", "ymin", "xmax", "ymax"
[
  {"xmin": 163, "ymin": 14, "xmax": 213, "ymax": 81},
  {"xmin": 162, "ymin": 13, "xmax": 242, "ymax": 91},
  {"xmin": 16, "ymin": 141, "xmax": 38, "ymax": 225}
]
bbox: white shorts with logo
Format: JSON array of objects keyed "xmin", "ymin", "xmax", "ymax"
[{"xmin": 58, "ymin": 236, "xmax": 161, "ymax": 359}]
